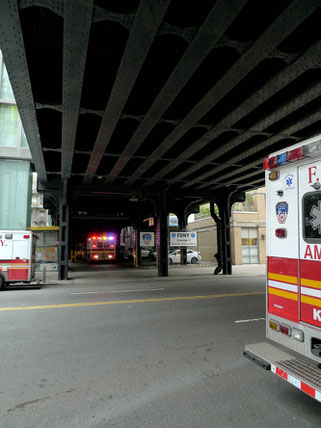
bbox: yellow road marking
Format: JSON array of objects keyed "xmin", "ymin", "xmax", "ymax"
[{"xmin": 0, "ymin": 291, "xmax": 264, "ymax": 312}]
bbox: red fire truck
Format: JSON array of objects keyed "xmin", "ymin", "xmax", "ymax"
[
  {"xmin": 86, "ymin": 234, "xmax": 117, "ymax": 262},
  {"xmin": 245, "ymin": 135, "xmax": 321, "ymax": 402},
  {"xmin": 0, "ymin": 230, "xmax": 38, "ymax": 289}
]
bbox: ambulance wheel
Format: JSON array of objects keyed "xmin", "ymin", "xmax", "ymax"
[
  {"xmin": 0, "ymin": 275, "xmax": 5, "ymax": 290},
  {"xmin": 191, "ymin": 257, "xmax": 198, "ymax": 264}
]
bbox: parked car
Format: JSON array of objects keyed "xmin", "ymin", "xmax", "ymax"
[
  {"xmin": 140, "ymin": 247, "xmax": 151, "ymax": 258},
  {"xmin": 169, "ymin": 249, "xmax": 201, "ymax": 264}
]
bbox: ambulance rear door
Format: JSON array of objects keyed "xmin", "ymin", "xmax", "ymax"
[{"xmin": 299, "ymin": 160, "xmax": 321, "ymax": 328}]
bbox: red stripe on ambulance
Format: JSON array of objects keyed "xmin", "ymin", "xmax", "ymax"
[
  {"xmin": 268, "ymin": 293, "xmax": 299, "ymax": 322},
  {"xmin": 268, "ymin": 256, "xmax": 298, "ymax": 277}
]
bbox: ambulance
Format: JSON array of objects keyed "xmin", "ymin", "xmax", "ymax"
[
  {"xmin": 245, "ymin": 135, "xmax": 321, "ymax": 402},
  {"xmin": 0, "ymin": 230, "xmax": 38, "ymax": 290}
]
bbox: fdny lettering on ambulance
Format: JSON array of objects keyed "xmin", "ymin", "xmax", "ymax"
[{"xmin": 308, "ymin": 165, "xmax": 320, "ymax": 183}]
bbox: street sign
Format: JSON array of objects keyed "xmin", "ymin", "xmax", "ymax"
[
  {"xmin": 139, "ymin": 232, "xmax": 155, "ymax": 247},
  {"xmin": 170, "ymin": 231, "xmax": 197, "ymax": 247}
]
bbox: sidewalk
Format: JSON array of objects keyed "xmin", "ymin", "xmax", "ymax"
[{"xmin": 34, "ymin": 263, "xmax": 266, "ymax": 286}]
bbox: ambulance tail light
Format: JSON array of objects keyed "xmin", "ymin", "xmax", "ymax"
[
  {"xmin": 292, "ymin": 328, "xmax": 304, "ymax": 342},
  {"xmin": 93, "ymin": 255, "xmax": 99, "ymax": 259},
  {"xmin": 110, "ymin": 244, "xmax": 114, "ymax": 249},
  {"xmin": 280, "ymin": 324, "xmax": 291, "ymax": 336},
  {"xmin": 275, "ymin": 228, "xmax": 287, "ymax": 238},
  {"xmin": 108, "ymin": 254, "xmax": 113, "ymax": 259},
  {"xmin": 23, "ymin": 235, "xmax": 30, "ymax": 239}
]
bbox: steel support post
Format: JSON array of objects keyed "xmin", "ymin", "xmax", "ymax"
[
  {"xmin": 178, "ymin": 216, "xmax": 187, "ymax": 265},
  {"xmin": 220, "ymin": 203, "xmax": 232, "ymax": 275},
  {"xmin": 156, "ymin": 189, "xmax": 168, "ymax": 277},
  {"xmin": 210, "ymin": 202, "xmax": 223, "ymax": 275},
  {"xmin": 58, "ymin": 179, "xmax": 69, "ymax": 280}
]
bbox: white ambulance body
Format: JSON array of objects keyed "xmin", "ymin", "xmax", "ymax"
[
  {"xmin": 245, "ymin": 134, "xmax": 321, "ymax": 401},
  {"xmin": 0, "ymin": 230, "xmax": 38, "ymax": 289}
]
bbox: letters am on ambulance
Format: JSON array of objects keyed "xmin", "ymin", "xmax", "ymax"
[{"xmin": 275, "ymin": 201, "xmax": 288, "ymax": 224}]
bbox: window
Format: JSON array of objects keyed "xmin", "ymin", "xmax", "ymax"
[
  {"xmin": 241, "ymin": 228, "xmax": 259, "ymax": 264},
  {"xmin": 97, "ymin": 242, "xmax": 103, "ymax": 248},
  {"xmin": 104, "ymin": 242, "xmax": 109, "ymax": 248},
  {"xmin": 0, "ymin": 63, "xmax": 15, "ymax": 101},
  {"xmin": 303, "ymin": 191, "xmax": 321, "ymax": 243},
  {"xmin": 0, "ymin": 104, "xmax": 19, "ymax": 147}
]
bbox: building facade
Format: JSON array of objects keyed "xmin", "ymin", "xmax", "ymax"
[
  {"xmin": 0, "ymin": 51, "xmax": 33, "ymax": 230},
  {"xmin": 187, "ymin": 188, "xmax": 266, "ymax": 265}
]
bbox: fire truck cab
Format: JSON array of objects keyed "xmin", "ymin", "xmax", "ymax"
[
  {"xmin": 245, "ymin": 135, "xmax": 321, "ymax": 402},
  {"xmin": 0, "ymin": 230, "xmax": 38, "ymax": 290}
]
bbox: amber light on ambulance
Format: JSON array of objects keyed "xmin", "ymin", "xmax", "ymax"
[{"xmin": 269, "ymin": 320, "xmax": 280, "ymax": 331}]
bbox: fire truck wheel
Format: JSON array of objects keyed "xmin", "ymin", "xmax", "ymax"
[{"xmin": 0, "ymin": 275, "xmax": 5, "ymax": 290}]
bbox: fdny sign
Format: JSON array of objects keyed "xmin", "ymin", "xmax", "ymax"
[
  {"xmin": 170, "ymin": 231, "xmax": 197, "ymax": 247},
  {"xmin": 139, "ymin": 232, "xmax": 154, "ymax": 247}
]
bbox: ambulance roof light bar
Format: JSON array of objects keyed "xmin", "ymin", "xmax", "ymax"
[{"xmin": 264, "ymin": 139, "xmax": 321, "ymax": 170}]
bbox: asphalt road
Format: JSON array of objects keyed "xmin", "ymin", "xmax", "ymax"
[{"xmin": 0, "ymin": 264, "xmax": 320, "ymax": 427}]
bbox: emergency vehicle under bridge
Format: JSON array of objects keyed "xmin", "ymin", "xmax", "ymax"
[{"xmin": 2, "ymin": 0, "xmax": 321, "ymax": 278}]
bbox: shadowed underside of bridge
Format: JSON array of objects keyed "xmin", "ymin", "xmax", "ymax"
[{"xmin": 2, "ymin": 0, "xmax": 321, "ymax": 201}]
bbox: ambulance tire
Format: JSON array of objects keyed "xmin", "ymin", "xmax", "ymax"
[
  {"xmin": 191, "ymin": 257, "xmax": 198, "ymax": 264},
  {"xmin": 0, "ymin": 275, "xmax": 5, "ymax": 290}
]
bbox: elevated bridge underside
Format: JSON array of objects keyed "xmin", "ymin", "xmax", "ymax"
[{"xmin": 2, "ymin": 0, "xmax": 321, "ymax": 277}]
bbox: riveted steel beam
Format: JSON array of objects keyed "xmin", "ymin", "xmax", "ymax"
[
  {"xmin": 182, "ymin": 76, "xmax": 321, "ymax": 188},
  {"xmin": 144, "ymin": 37, "xmax": 321, "ymax": 186},
  {"xmin": 106, "ymin": 0, "xmax": 247, "ymax": 184},
  {"xmin": 0, "ymin": 0, "xmax": 47, "ymax": 183},
  {"xmin": 126, "ymin": 0, "xmax": 321, "ymax": 186},
  {"xmin": 197, "ymin": 106, "xmax": 321, "ymax": 191},
  {"xmin": 62, "ymin": 0, "xmax": 94, "ymax": 179},
  {"xmin": 83, "ymin": 0, "xmax": 171, "ymax": 184}
]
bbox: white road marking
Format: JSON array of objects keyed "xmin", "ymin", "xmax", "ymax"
[
  {"xmin": 234, "ymin": 317, "xmax": 265, "ymax": 323},
  {"xmin": 70, "ymin": 288, "xmax": 165, "ymax": 295}
]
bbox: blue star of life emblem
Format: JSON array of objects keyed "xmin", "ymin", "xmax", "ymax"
[{"xmin": 286, "ymin": 177, "xmax": 293, "ymax": 187}]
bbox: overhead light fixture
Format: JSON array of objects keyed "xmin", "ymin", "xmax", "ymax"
[{"xmin": 129, "ymin": 195, "xmax": 139, "ymax": 202}]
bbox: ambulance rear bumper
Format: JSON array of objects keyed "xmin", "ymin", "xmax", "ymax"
[{"xmin": 244, "ymin": 342, "xmax": 321, "ymax": 401}]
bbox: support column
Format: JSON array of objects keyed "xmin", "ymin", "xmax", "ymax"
[
  {"xmin": 220, "ymin": 201, "xmax": 232, "ymax": 275},
  {"xmin": 178, "ymin": 215, "xmax": 187, "ymax": 265},
  {"xmin": 210, "ymin": 202, "xmax": 223, "ymax": 275},
  {"xmin": 211, "ymin": 190, "xmax": 245, "ymax": 275},
  {"xmin": 156, "ymin": 189, "xmax": 168, "ymax": 277},
  {"xmin": 58, "ymin": 179, "xmax": 69, "ymax": 280}
]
